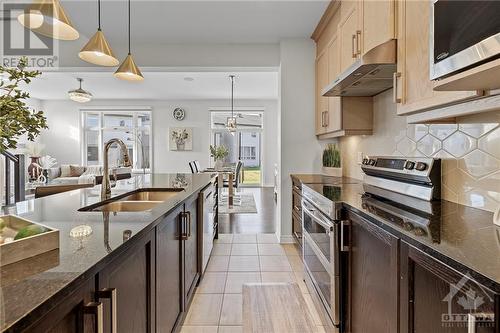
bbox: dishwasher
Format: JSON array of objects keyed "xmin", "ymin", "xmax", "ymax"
[{"xmin": 198, "ymin": 180, "xmax": 217, "ymax": 274}]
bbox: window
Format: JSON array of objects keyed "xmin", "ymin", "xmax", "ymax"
[{"xmin": 81, "ymin": 109, "xmax": 152, "ymax": 173}]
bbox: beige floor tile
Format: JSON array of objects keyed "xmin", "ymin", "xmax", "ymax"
[
  {"xmin": 260, "ymin": 271, "xmax": 295, "ymax": 283},
  {"xmin": 212, "ymin": 243, "xmax": 232, "ymax": 256},
  {"xmin": 302, "ymin": 293, "xmax": 324, "ymax": 326},
  {"xmin": 257, "ymin": 233, "xmax": 279, "ymax": 244},
  {"xmin": 257, "ymin": 243, "xmax": 286, "ymax": 256},
  {"xmin": 225, "ymin": 272, "xmax": 261, "ymax": 293},
  {"xmin": 180, "ymin": 326, "xmax": 218, "ymax": 333},
  {"xmin": 215, "ymin": 234, "xmax": 233, "ymax": 244},
  {"xmin": 197, "ymin": 272, "xmax": 227, "ymax": 294},
  {"xmin": 228, "ymin": 256, "xmax": 260, "ymax": 272},
  {"xmin": 287, "ymin": 255, "xmax": 304, "ymax": 272},
  {"xmin": 184, "ymin": 294, "xmax": 223, "ymax": 326},
  {"xmin": 232, "ymin": 234, "xmax": 257, "ymax": 243},
  {"xmin": 218, "ymin": 326, "xmax": 243, "ymax": 333},
  {"xmin": 220, "ymin": 294, "xmax": 243, "ymax": 326},
  {"xmin": 281, "ymin": 244, "xmax": 301, "ymax": 256},
  {"xmin": 293, "ymin": 270, "xmax": 309, "ymax": 294},
  {"xmin": 231, "ymin": 243, "xmax": 258, "ymax": 256},
  {"xmin": 206, "ymin": 256, "xmax": 230, "ymax": 272},
  {"xmin": 259, "ymin": 255, "xmax": 292, "ymax": 272}
]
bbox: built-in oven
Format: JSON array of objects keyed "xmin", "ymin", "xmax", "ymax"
[
  {"xmin": 430, "ymin": 0, "xmax": 500, "ymax": 80},
  {"xmin": 302, "ymin": 198, "xmax": 340, "ymax": 327}
]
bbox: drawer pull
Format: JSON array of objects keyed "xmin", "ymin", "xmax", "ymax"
[
  {"xmin": 393, "ymin": 72, "xmax": 402, "ymax": 103},
  {"xmin": 96, "ymin": 288, "xmax": 117, "ymax": 333},
  {"xmin": 83, "ymin": 302, "xmax": 104, "ymax": 333}
]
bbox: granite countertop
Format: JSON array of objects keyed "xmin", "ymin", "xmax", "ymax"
[
  {"xmin": 0, "ymin": 173, "xmax": 215, "ymax": 332},
  {"xmin": 295, "ymin": 175, "xmax": 500, "ymax": 293},
  {"xmin": 291, "ymin": 174, "xmax": 359, "ymax": 185}
]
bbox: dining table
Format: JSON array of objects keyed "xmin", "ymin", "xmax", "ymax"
[{"xmin": 202, "ymin": 165, "xmax": 236, "ymax": 208}]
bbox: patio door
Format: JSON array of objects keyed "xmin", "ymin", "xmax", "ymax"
[{"xmin": 210, "ymin": 111, "xmax": 263, "ymax": 186}]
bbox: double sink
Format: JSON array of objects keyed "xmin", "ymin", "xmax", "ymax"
[{"xmin": 79, "ymin": 189, "xmax": 184, "ymax": 212}]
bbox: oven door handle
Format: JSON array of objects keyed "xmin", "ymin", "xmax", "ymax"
[{"xmin": 303, "ymin": 206, "xmax": 333, "ymax": 232}]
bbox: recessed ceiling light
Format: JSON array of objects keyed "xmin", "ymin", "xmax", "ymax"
[{"xmin": 184, "ymin": 77, "xmax": 194, "ymax": 82}]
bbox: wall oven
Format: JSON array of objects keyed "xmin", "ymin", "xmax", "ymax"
[
  {"xmin": 430, "ymin": 0, "xmax": 500, "ymax": 80},
  {"xmin": 302, "ymin": 197, "xmax": 341, "ymax": 327}
]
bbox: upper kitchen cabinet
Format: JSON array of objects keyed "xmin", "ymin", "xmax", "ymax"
[
  {"xmin": 360, "ymin": 0, "xmax": 395, "ymax": 58},
  {"xmin": 394, "ymin": 0, "xmax": 482, "ymax": 117},
  {"xmin": 338, "ymin": 0, "xmax": 360, "ymax": 74}
]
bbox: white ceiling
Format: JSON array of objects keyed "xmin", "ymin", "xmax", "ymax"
[
  {"xmin": 23, "ymin": 71, "xmax": 279, "ymax": 100},
  {"xmin": 61, "ymin": 0, "xmax": 329, "ymax": 44}
]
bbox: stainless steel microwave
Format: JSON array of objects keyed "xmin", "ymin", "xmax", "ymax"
[{"xmin": 430, "ymin": 0, "xmax": 500, "ymax": 80}]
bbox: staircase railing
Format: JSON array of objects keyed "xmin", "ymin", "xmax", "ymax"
[{"xmin": 1, "ymin": 151, "xmax": 26, "ymax": 205}]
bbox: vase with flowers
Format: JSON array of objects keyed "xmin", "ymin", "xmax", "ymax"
[
  {"xmin": 171, "ymin": 129, "xmax": 189, "ymax": 151},
  {"xmin": 210, "ymin": 145, "xmax": 229, "ymax": 171}
]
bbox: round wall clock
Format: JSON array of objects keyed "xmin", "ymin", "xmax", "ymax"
[{"xmin": 173, "ymin": 107, "xmax": 185, "ymax": 121}]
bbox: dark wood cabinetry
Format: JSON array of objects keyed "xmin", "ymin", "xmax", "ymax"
[
  {"xmin": 97, "ymin": 232, "xmax": 155, "ymax": 333},
  {"xmin": 346, "ymin": 210, "xmax": 400, "ymax": 333},
  {"xmin": 400, "ymin": 242, "xmax": 498, "ymax": 333},
  {"xmin": 156, "ymin": 204, "xmax": 183, "ymax": 333},
  {"xmin": 291, "ymin": 177, "xmax": 303, "ymax": 248},
  {"xmin": 182, "ymin": 194, "xmax": 199, "ymax": 311}
]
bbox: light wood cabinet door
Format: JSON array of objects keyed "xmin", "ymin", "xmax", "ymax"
[
  {"xmin": 361, "ymin": 0, "xmax": 395, "ymax": 54},
  {"xmin": 316, "ymin": 50, "xmax": 329, "ymax": 135},
  {"xmin": 327, "ymin": 34, "xmax": 342, "ymax": 133},
  {"xmin": 396, "ymin": 0, "xmax": 481, "ymax": 115},
  {"xmin": 339, "ymin": 2, "xmax": 359, "ymax": 74}
]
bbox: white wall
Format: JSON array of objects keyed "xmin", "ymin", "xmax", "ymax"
[
  {"xmin": 38, "ymin": 98, "xmax": 278, "ymax": 186},
  {"xmin": 278, "ymin": 39, "xmax": 322, "ymax": 242}
]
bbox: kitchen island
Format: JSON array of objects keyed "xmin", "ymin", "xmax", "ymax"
[{"xmin": 1, "ymin": 173, "xmax": 217, "ymax": 333}]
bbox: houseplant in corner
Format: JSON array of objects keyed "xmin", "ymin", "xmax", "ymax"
[
  {"xmin": 322, "ymin": 143, "xmax": 342, "ymax": 177},
  {"xmin": 0, "ymin": 57, "xmax": 48, "ymax": 154},
  {"xmin": 210, "ymin": 145, "xmax": 229, "ymax": 171}
]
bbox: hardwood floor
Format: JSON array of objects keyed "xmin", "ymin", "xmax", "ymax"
[{"xmin": 218, "ymin": 187, "xmax": 277, "ymax": 234}]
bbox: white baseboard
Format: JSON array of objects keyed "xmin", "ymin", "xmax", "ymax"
[{"xmin": 279, "ymin": 234, "xmax": 296, "ymax": 244}]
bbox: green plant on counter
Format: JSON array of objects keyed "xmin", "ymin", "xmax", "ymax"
[
  {"xmin": 0, "ymin": 57, "xmax": 48, "ymax": 153},
  {"xmin": 322, "ymin": 143, "xmax": 341, "ymax": 168},
  {"xmin": 210, "ymin": 145, "xmax": 229, "ymax": 161}
]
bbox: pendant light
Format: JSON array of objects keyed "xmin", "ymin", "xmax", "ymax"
[
  {"xmin": 17, "ymin": 0, "xmax": 79, "ymax": 40},
  {"xmin": 114, "ymin": 0, "xmax": 144, "ymax": 81},
  {"xmin": 226, "ymin": 75, "xmax": 237, "ymax": 133},
  {"xmin": 68, "ymin": 78, "xmax": 92, "ymax": 103},
  {"xmin": 78, "ymin": 0, "xmax": 119, "ymax": 66}
]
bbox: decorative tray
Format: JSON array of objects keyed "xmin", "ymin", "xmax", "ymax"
[{"xmin": 0, "ymin": 215, "xmax": 59, "ymax": 267}]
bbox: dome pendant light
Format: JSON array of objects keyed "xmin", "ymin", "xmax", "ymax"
[
  {"xmin": 78, "ymin": 0, "xmax": 119, "ymax": 66},
  {"xmin": 226, "ymin": 75, "xmax": 237, "ymax": 134},
  {"xmin": 17, "ymin": 0, "xmax": 79, "ymax": 40},
  {"xmin": 68, "ymin": 78, "xmax": 92, "ymax": 103},
  {"xmin": 114, "ymin": 0, "xmax": 144, "ymax": 81}
]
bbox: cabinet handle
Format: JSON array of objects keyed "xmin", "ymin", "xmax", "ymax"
[
  {"xmin": 324, "ymin": 111, "xmax": 329, "ymax": 127},
  {"xmin": 96, "ymin": 288, "xmax": 117, "ymax": 333},
  {"xmin": 83, "ymin": 302, "xmax": 104, "ymax": 333},
  {"xmin": 467, "ymin": 313, "xmax": 495, "ymax": 333},
  {"xmin": 356, "ymin": 30, "xmax": 362, "ymax": 56},
  {"xmin": 340, "ymin": 220, "xmax": 350, "ymax": 252},
  {"xmin": 351, "ymin": 34, "xmax": 357, "ymax": 58},
  {"xmin": 294, "ymin": 205, "xmax": 301, "ymax": 212},
  {"xmin": 393, "ymin": 72, "xmax": 402, "ymax": 103},
  {"xmin": 180, "ymin": 213, "xmax": 188, "ymax": 240},
  {"xmin": 186, "ymin": 211, "xmax": 192, "ymax": 237}
]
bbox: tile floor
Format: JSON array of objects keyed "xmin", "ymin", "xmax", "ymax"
[{"xmin": 180, "ymin": 233, "xmax": 327, "ymax": 333}]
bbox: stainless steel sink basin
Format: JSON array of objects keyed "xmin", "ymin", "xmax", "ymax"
[
  {"xmin": 92, "ymin": 201, "xmax": 161, "ymax": 212},
  {"xmin": 79, "ymin": 189, "xmax": 184, "ymax": 212}
]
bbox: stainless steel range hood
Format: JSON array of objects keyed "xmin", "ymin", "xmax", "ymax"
[{"xmin": 322, "ymin": 39, "xmax": 397, "ymax": 97}]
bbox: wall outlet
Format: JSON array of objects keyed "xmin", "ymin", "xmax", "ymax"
[{"xmin": 357, "ymin": 152, "xmax": 364, "ymax": 164}]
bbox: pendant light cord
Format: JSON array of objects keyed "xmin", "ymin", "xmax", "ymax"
[
  {"xmin": 128, "ymin": 0, "xmax": 131, "ymax": 54},
  {"xmin": 98, "ymin": 0, "xmax": 101, "ymax": 30},
  {"xmin": 230, "ymin": 75, "xmax": 234, "ymax": 118}
]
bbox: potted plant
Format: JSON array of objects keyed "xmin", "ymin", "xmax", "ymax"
[
  {"xmin": 171, "ymin": 128, "xmax": 189, "ymax": 150},
  {"xmin": 322, "ymin": 143, "xmax": 342, "ymax": 177},
  {"xmin": 210, "ymin": 145, "xmax": 229, "ymax": 170},
  {"xmin": 0, "ymin": 57, "xmax": 48, "ymax": 154}
]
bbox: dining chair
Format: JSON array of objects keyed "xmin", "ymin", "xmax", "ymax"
[
  {"xmin": 188, "ymin": 161, "xmax": 197, "ymax": 173},
  {"xmin": 194, "ymin": 160, "xmax": 201, "ymax": 173}
]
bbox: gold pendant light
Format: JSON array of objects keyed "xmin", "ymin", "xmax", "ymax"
[
  {"xmin": 78, "ymin": 0, "xmax": 118, "ymax": 66},
  {"xmin": 114, "ymin": 0, "xmax": 143, "ymax": 81},
  {"xmin": 17, "ymin": 0, "xmax": 79, "ymax": 40}
]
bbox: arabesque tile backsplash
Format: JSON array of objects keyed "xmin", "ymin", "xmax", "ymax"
[{"xmin": 340, "ymin": 90, "xmax": 500, "ymax": 214}]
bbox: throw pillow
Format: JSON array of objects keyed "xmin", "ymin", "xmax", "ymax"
[
  {"xmin": 60, "ymin": 165, "xmax": 71, "ymax": 177},
  {"xmin": 69, "ymin": 165, "xmax": 86, "ymax": 177}
]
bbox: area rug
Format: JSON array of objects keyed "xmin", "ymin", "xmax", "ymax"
[{"xmin": 219, "ymin": 193, "xmax": 258, "ymax": 214}]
